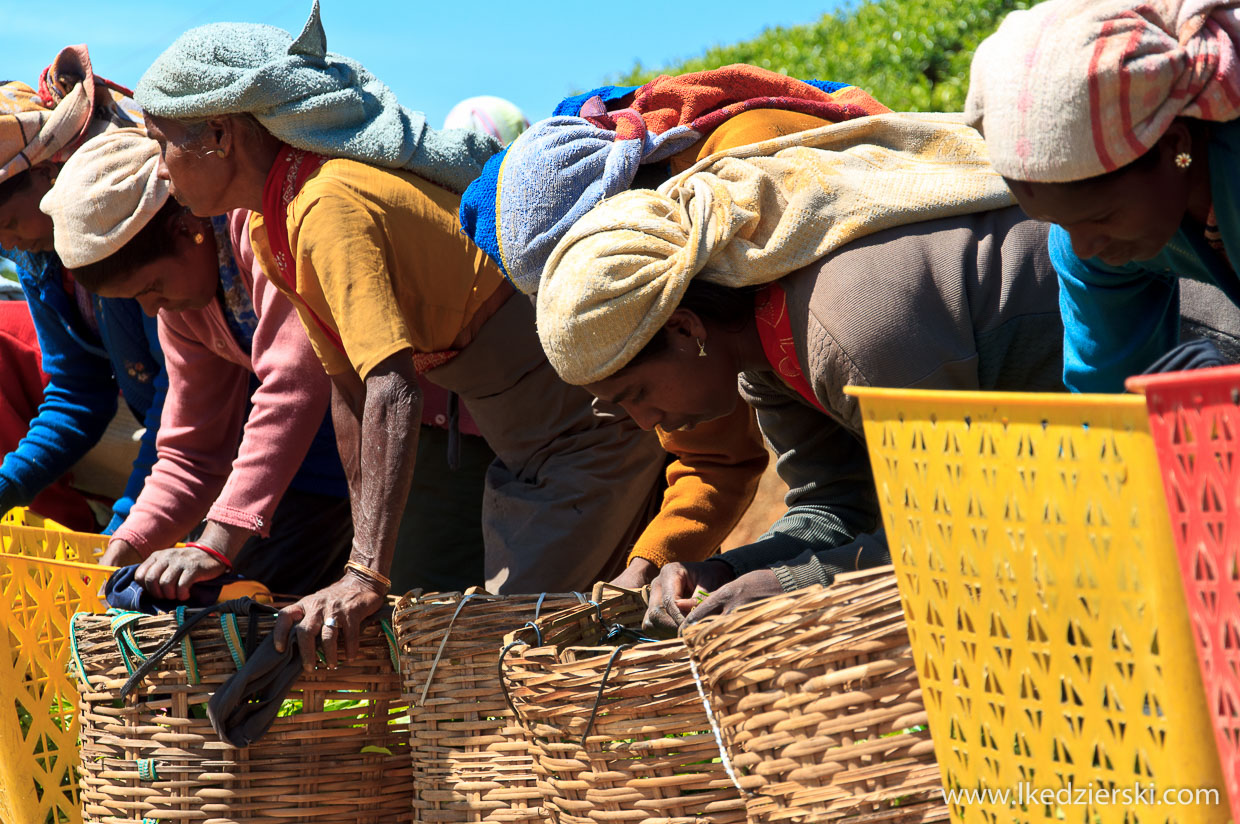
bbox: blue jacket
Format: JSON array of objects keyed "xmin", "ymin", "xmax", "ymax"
[
  {"xmin": 0, "ymin": 249, "xmax": 165, "ymax": 531},
  {"xmin": 1052, "ymin": 119, "xmax": 1240, "ymax": 393}
]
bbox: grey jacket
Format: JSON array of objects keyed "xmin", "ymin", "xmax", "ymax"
[{"xmin": 716, "ymin": 205, "xmax": 1240, "ymax": 590}]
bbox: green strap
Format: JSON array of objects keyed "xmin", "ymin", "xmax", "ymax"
[
  {"xmin": 108, "ymin": 610, "xmax": 149, "ymax": 677},
  {"xmin": 175, "ymin": 606, "xmax": 200, "ymax": 686},
  {"xmin": 69, "ymin": 612, "xmax": 95, "ymax": 689},
  {"xmin": 219, "ymin": 613, "xmax": 247, "ymax": 670},
  {"xmin": 379, "ymin": 619, "xmax": 399, "ymax": 670},
  {"xmin": 136, "ymin": 758, "xmax": 160, "ymax": 782}
]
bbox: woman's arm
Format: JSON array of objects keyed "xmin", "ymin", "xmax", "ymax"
[
  {"xmin": 274, "ymin": 353, "xmax": 422, "ymax": 669},
  {"xmin": 613, "ymin": 402, "xmax": 769, "ymax": 587},
  {"xmin": 645, "ymin": 373, "xmax": 881, "ymax": 631},
  {"xmin": 0, "ymin": 271, "xmax": 118, "ymax": 517},
  {"xmin": 110, "ymin": 314, "xmax": 247, "ymax": 558}
]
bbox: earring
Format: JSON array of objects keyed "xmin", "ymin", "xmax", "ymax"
[
  {"xmin": 697, "ymin": 338, "xmax": 707, "ymax": 358},
  {"xmin": 193, "ymin": 232, "xmax": 205, "ymax": 245},
  {"xmin": 1176, "ymin": 152, "xmax": 1193, "ymax": 170}
]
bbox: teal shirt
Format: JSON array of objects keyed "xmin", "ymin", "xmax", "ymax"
[{"xmin": 1051, "ymin": 119, "xmax": 1240, "ymax": 393}]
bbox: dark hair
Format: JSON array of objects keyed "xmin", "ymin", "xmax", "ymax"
[
  {"xmin": 0, "ymin": 165, "xmax": 43, "ymax": 205},
  {"xmin": 69, "ymin": 200, "xmax": 186, "ymax": 292},
  {"xmin": 627, "ymin": 279, "xmax": 759, "ymax": 367}
]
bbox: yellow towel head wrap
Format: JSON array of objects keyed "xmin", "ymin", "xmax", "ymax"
[{"xmin": 536, "ymin": 112, "xmax": 1016, "ymax": 385}]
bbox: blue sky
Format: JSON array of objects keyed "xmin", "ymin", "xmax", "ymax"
[{"xmin": 5, "ymin": 1, "xmax": 844, "ymax": 127}]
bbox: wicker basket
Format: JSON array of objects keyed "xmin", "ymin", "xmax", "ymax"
[
  {"xmin": 394, "ymin": 589, "xmax": 585, "ymax": 823},
  {"xmin": 501, "ymin": 584, "xmax": 748, "ymax": 824},
  {"xmin": 71, "ymin": 608, "xmax": 412, "ymax": 823},
  {"xmin": 681, "ymin": 569, "xmax": 945, "ymax": 823}
]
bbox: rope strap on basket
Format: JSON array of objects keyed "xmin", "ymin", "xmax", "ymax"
[
  {"xmin": 119, "ymin": 599, "xmax": 281, "ymax": 700},
  {"xmin": 687, "ymin": 650, "xmax": 751, "ymax": 797}
]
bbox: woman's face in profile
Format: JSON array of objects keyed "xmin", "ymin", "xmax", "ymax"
[
  {"xmin": 1006, "ymin": 135, "xmax": 1195, "ymax": 267},
  {"xmin": 584, "ymin": 326, "xmax": 741, "ymax": 434}
]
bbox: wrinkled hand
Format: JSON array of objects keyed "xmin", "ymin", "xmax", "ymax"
[
  {"xmin": 102, "ymin": 539, "xmax": 143, "ymax": 568},
  {"xmin": 680, "ymin": 568, "xmax": 783, "ymax": 627},
  {"xmin": 610, "ymin": 557, "xmax": 659, "ymax": 589},
  {"xmin": 643, "ymin": 559, "xmax": 737, "ymax": 635},
  {"xmin": 135, "ymin": 547, "xmax": 226, "ymax": 602},
  {"xmin": 273, "ymin": 575, "xmax": 387, "ymax": 671}
]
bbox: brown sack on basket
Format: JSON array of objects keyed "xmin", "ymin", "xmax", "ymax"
[{"xmin": 681, "ymin": 568, "xmax": 946, "ymax": 823}]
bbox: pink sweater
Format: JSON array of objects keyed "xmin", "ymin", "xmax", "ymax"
[{"xmin": 111, "ymin": 211, "xmax": 333, "ymax": 555}]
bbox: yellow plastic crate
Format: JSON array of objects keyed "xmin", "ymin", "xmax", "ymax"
[
  {"xmin": 0, "ymin": 511, "xmax": 111, "ymax": 824},
  {"xmin": 847, "ymin": 388, "xmax": 1228, "ymax": 824}
]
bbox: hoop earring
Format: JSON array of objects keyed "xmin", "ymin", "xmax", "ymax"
[
  {"xmin": 1175, "ymin": 152, "xmax": 1193, "ymax": 170},
  {"xmin": 697, "ymin": 338, "xmax": 707, "ymax": 358}
]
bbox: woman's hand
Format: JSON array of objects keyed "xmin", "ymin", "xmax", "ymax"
[
  {"xmin": 135, "ymin": 547, "xmax": 227, "ymax": 602},
  {"xmin": 101, "ymin": 539, "xmax": 143, "ymax": 568},
  {"xmin": 643, "ymin": 559, "xmax": 737, "ymax": 634},
  {"xmin": 273, "ymin": 574, "xmax": 388, "ymax": 671},
  {"xmin": 610, "ymin": 557, "xmax": 659, "ymax": 589},
  {"xmin": 679, "ymin": 568, "xmax": 783, "ymax": 627}
]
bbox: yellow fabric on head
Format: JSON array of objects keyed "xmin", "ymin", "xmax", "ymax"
[
  {"xmin": 667, "ymin": 108, "xmax": 836, "ymax": 174},
  {"xmin": 248, "ymin": 157, "xmax": 506, "ymax": 379},
  {"xmin": 536, "ymin": 112, "xmax": 1016, "ymax": 386}
]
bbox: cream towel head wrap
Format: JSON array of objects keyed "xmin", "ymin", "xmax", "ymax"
[
  {"xmin": 537, "ymin": 112, "xmax": 1015, "ymax": 385},
  {"xmin": 40, "ymin": 127, "xmax": 170, "ymax": 268},
  {"xmin": 966, "ymin": 0, "xmax": 1240, "ymax": 182}
]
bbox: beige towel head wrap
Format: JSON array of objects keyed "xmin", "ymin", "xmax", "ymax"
[
  {"xmin": 40, "ymin": 127, "xmax": 171, "ymax": 269},
  {"xmin": 536, "ymin": 112, "xmax": 1015, "ymax": 385}
]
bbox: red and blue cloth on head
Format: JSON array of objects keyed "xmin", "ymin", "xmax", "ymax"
[{"xmin": 459, "ymin": 64, "xmax": 888, "ymax": 295}]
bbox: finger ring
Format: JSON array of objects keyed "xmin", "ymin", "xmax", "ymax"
[{"xmin": 323, "ymin": 616, "xmax": 338, "ymax": 628}]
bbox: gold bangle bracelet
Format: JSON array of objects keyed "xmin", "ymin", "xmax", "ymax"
[{"xmin": 345, "ymin": 560, "xmax": 392, "ymax": 591}]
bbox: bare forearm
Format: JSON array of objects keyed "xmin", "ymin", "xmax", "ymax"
[
  {"xmin": 331, "ymin": 382, "xmax": 365, "ymax": 529},
  {"xmin": 352, "ymin": 359, "xmax": 422, "ymax": 578},
  {"xmin": 195, "ymin": 520, "xmax": 256, "ymax": 560}
]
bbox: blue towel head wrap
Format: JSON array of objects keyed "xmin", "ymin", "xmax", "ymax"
[
  {"xmin": 460, "ymin": 113, "xmax": 702, "ymax": 295},
  {"xmin": 136, "ymin": 1, "xmax": 499, "ymax": 193}
]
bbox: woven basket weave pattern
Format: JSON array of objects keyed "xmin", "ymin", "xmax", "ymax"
[
  {"xmin": 501, "ymin": 588, "xmax": 748, "ymax": 824},
  {"xmin": 682, "ymin": 569, "xmax": 946, "ymax": 823},
  {"xmin": 394, "ymin": 590, "xmax": 584, "ymax": 823},
  {"xmin": 73, "ymin": 611, "xmax": 412, "ymax": 823}
]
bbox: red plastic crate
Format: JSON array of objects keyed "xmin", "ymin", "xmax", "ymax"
[{"xmin": 1131, "ymin": 364, "xmax": 1240, "ymax": 821}]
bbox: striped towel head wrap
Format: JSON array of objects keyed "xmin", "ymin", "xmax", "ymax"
[
  {"xmin": 0, "ymin": 45, "xmax": 142, "ymax": 184},
  {"xmin": 966, "ymin": 0, "xmax": 1240, "ymax": 183}
]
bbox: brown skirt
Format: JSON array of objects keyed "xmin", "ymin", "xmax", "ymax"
[{"xmin": 426, "ymin": 294, "xmax": 666, "ymax": 593}]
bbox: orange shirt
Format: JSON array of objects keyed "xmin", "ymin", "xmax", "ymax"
[{"xmin": 250, "ymin": 157, "xmax": 505, "ymax": 379}]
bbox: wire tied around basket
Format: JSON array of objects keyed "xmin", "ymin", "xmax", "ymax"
[
  {"xmin": 687, "ymin": 649, "xmax": 751, "ymax": 797},
  {"xmin": 420, "ymin": 589, "xmax": 553, "ymax": 706}
]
